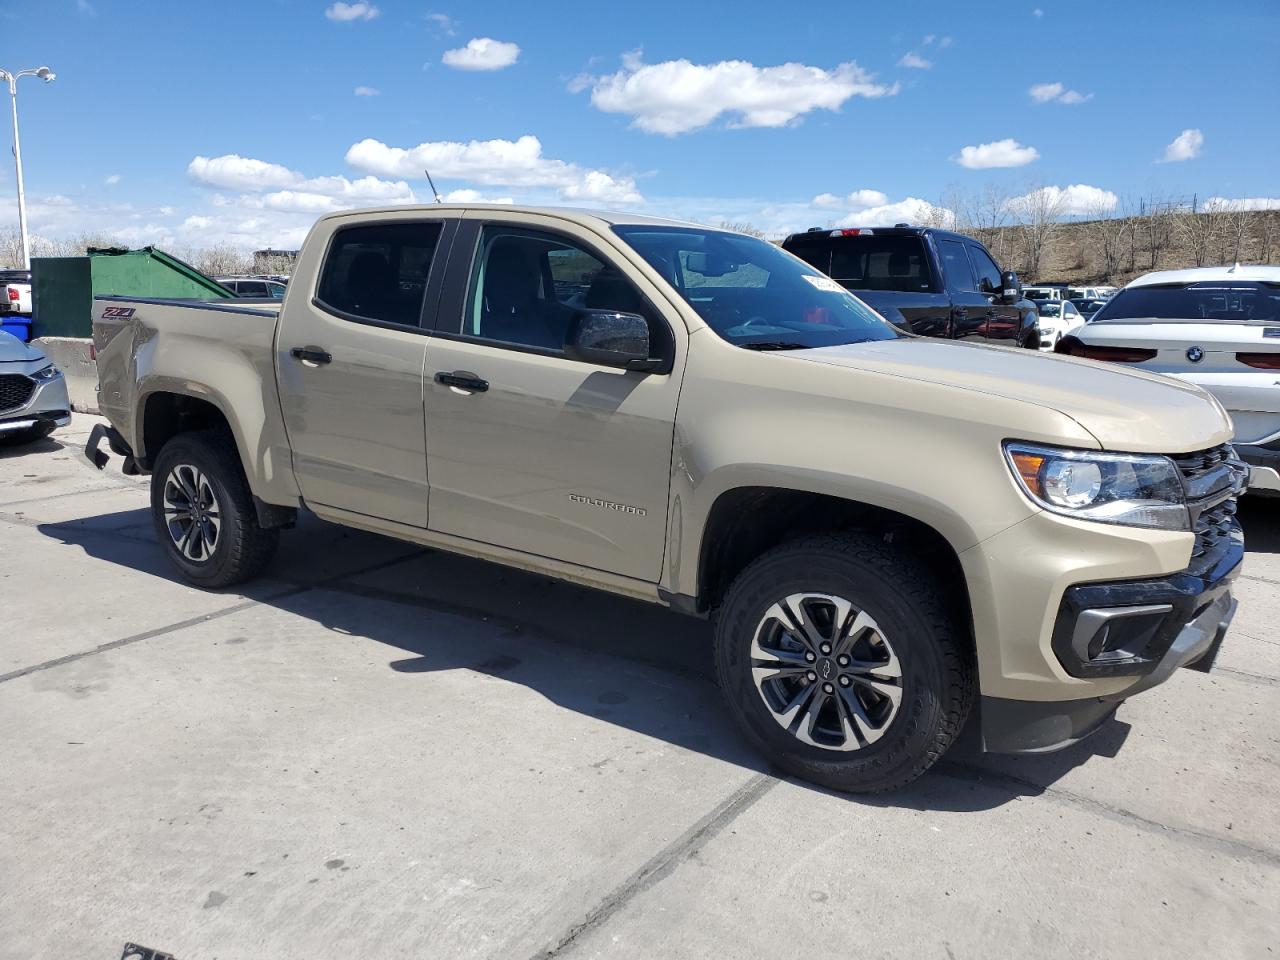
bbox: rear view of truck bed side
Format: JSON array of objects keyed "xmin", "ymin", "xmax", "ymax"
[{"xmin": 92, "ymin": 295, "xmax": 302, "ymax": 510}]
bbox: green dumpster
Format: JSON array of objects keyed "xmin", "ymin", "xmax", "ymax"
[{"xmin": 30, "ymin": 246, "xmax": 234, "ymax": 339}]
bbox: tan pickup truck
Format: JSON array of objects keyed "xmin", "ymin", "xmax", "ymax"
[{"xmin": 88, "ymin": 205, "xmax": 1248, "ymax": 792}]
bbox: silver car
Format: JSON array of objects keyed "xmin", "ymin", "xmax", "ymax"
[{"xmin": 0, "ymin": 330, "xmax": 71, "ymax": 446}]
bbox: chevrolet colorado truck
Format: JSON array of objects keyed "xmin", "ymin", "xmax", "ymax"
[
  {"xmin": 781, "ymin": 225, "xmax": 1040, "ymax": 348},
  {"xmin": 87, "ymin": 205, "xmax": 1247, "ymax": 793}
]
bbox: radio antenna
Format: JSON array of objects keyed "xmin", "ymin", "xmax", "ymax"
[{"xmin": 423, "ymin": 169, "xmax": 443, "ymax": 203}]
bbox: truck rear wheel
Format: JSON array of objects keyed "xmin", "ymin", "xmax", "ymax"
[
  {"xmin": 149, "ymin": 430, "xmax": 279, "ymax": 589},
  {"xmin": 713, "ymin": 533, "xmax": 974, "ymax": 793}
]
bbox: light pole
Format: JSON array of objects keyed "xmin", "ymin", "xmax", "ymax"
[{"xmin": 1, "ymin": 66, "xmax": 56, "ymax": 270}]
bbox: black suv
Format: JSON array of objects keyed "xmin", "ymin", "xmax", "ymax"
[{"xmin": 781, "ymin": 226, "xmax": 1038, "ymax": 348}]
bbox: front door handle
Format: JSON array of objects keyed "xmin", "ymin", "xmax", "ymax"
[
  {"xmin": 290, "ymin": 346, "xmax": 332, "ymax": 365},
  {"xmin": 434, "ymin": 370, "xmax": 489, "ymax": 394}
]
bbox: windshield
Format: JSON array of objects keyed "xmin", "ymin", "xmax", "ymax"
[
  {"xmin": 1094, "ymin": 281, "xmax": 1280, "ymax": 322},
  {"xmin": 613, "ymin": 225, "xmax": 901, "ymax": 349},
  {"xmin": 1034, "ymin": 301, "xmax": 1062, "ymax": 317}
]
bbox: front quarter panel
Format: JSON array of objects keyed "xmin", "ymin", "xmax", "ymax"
[{"xmin": 666, "ymin": 334, "xmax": 1099, "ymax": 598}]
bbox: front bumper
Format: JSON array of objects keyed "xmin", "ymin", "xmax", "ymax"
[
  {"xmin": 0, "ymin": 366, "xmax": 71, "ymax": 433},
  {"xmin": 982, "ymin": 564, "xmax": 1238, "ymax": 753},
  {"xmin": 1237, "ymin": 442, "xmax": 1280, "ymax": 495}
]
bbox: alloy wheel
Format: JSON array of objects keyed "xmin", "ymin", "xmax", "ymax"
[
  {"xmin": 750, "ymin": 592, "xmax": 903, "ymax": 751},
  {"xmin": 162, "ymin": 463, "xmax": 222, "ymax": 562}
]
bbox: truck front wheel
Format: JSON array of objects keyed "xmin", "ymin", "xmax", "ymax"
[
  {"xmin": 149, "ymin": 430, "xmax": 279, "ymax": 589},
  {"xmin": 714, "ymin": 534, "xmax": 974, "ymax": 793}
]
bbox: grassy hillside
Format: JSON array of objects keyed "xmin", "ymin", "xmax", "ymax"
[{"xmin": 968, "ymin": 209, "xmax": 1279, "ymax": 286}]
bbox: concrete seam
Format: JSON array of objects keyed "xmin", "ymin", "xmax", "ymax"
[
  {"xmin": 0, "ymin": 549, "xmax": 427, "ymax": 685},
  {"xmin": 941, "ymin": 762, "xmax": 1280, "ymax": 867},
  {"xmin": 526, "ymin": 773, "xmax": 777, "ymax": 959}
]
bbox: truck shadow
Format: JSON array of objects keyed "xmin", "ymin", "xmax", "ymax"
[{"xmin": 46, "ymin": 505, "xmax": 1261, "ymax": 814}]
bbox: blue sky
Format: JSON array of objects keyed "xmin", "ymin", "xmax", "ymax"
[{"xmin": 4, "ymin": 0, "xmax": 1278, "ymax": 248}]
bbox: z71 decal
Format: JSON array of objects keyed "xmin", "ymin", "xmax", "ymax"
[{"xmin": 101, "ymin": 307, "xmax": 136, "ymax": 319}]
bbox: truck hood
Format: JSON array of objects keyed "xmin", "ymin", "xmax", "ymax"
[
  {"xmin": 790, "ymin": 338, "xmax": 1233, "ymax": 454},
  {"xmin": 0, "ymin": 329, "xmax": 44, "ymax": 363}
]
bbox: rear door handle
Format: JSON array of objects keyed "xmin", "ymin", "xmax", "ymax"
[
  {"xmin": 290, "ymin": 346, "xmax": 332, "ymax": 365},
  {"xmin": 434, "ymin": 370, "xmax": 489, "ymax": 394}
]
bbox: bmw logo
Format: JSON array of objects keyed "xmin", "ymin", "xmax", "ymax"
[{"xmin": 1186, "ymin": 346, "xmax": 1204, "ymax": 363}]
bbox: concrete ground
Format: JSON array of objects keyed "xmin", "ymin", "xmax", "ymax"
[{"xmin": 1, "ymin": 415, "xmax": 1277, "ymax": 960}]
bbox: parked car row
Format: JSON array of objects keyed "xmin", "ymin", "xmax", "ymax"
[{"xmin": 216, "ymin": 275, "xmax": 289, "ymax": 299}]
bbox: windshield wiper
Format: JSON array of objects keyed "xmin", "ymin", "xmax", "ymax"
[{"xmin": 739, "ymin": 341, "xmax": 810, "ymax": 351}]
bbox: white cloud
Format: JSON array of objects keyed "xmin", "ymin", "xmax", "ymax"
[
  {"xmin": 922, "ymin": 34, "xmax": 935, "ymax": 45},
  {"xmin": 426, "ymin": 12, "xmax": 456, "ymax": 35},
  {"xmin": 955, "ymin": 138, "xmax": 1039, "ymax": 169},
  {"xmin": 898, "ymin": 52, "xmax": 932, "ymax": 70},
  {"xmin": 835, "ymin": 198, "xmax": 954, "ymax": 229},
  {"xmin": 325, "ymin": 2, "xmax": 379, "ymax": 22},
  {"xmin": 354, "ymin": 85, "xmax": 380, "ymax": 96},
  {"xmin": 1202, "ymin": 196, "xmax": 1280, "ymax": 212},
  {"xmin": 345, "ymin": 135, "xmax": 643, "ymax": 202},
  {"xmin": 442, "ymin": 189, "xmax": 515, "ymax": 204},
  {"xmin": 1006, "ymin": 184, "xmax": 1118, "ymax": 217},
  {"xmin": 558, "ymin": 170, "xmax": 643, "ymax": 204},
  {"xmin": 1033, "ymin": 7, "xmax": 1044, "ymax": 16},
  {"xmin": 1029, "ymin": 82, "xmax": 1063, "ymax": 103},
  {"xmin": 76, "ymin": 0, "xmax": 96, "ymax": 16},
  {"xmin": 441, "ymin": 37, "xmax": 520, "ymax": 71},
  {"xmin": 1029, "ymin": 81, "xmax": 1092, "ymax": 104},
  {"xmin": 1161, "ymin": 128, "xmax": 1203, "ymax": 162},
  {"xmin": 188, "ymin": 155, "xmax": 416, "ymax": 211},
  {"xmin": 188, "ymin": 155, "xmax": 301, "ymax": 191},
  {"xmin": 938, "ymin": 36, "xmax": 954, "ymax": 48},
  {"xmin": 105, "ymin": 174, "xmax": 121, "ymax": 186},
  {"xmin": 812, "ymin": 189, "xmax": 889, "ymax": 210},
  {"xmin": 579, "ymin": 52, "xmax": 899, "ymax": 136}
]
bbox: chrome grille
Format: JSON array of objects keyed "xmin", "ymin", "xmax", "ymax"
[
  {"xmin": 1169, "ymin": 443, "xmax": 1242, "ymax": 559},
  {"xmin": 1190, "ymin": 498, "xmax": 1239, "ymax": 559},
  {"xmin": 0, "ymin": 373, "xmax": 36, "ymax": 414}
]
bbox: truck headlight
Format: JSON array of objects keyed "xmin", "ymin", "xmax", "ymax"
[
  {"xmin": 30, "ymin": 363, "xmax": 61, "ymax": 381},
  {"xmin": 1003, "ymin": 442, "xmax": 1188, "ymax": 531}
]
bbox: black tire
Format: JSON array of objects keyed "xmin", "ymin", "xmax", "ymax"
[
  {"xmin": 0, "ymin": 421, "xmax": 55, "ymax": 448},
  {"xmin": 714, "ymin": 533, "xmax": 975, "ymax": 793},
  {"xmin": 149, "ymin": 429, "xmax": 279, "ymax": 589}
]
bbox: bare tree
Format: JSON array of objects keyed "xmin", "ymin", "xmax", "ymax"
[
  {"xmin": 1217, "ymin": 207, "xmax": 1251, "ymax": 264},
  {"xmin": 1140, "ymin": 195, "xmax": 1175, "ymax": 270},
  {"xmin": 716, "ymin": 221, "xmax": 766, "ymax": 239},
  {"xmin": 1085, "ymin": 201, "xmax": 1129, "ymax": 281},
  {"xmin": 1174, "ymin": 203, "xmax": 1223, "ymax": 268},
  {"xmin": 1008, "ymin": 185, "xmax": 1064, "ymax": 280},
  {"xmin": 962, "ymin": 184, "xmax": 1015, "ymax": 266},
  {"xmin": 192, "ymin": 243, "xmax": 252, "ymax": 277},
  {"xmin": 1260, "ymin": 212, "xmax": 1275, "ymax": 263}
]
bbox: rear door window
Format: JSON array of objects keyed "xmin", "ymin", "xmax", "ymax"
[
  {"xmin": 937, "ymin": 239, "xmax": 976, "ymax": 292},
  {"xmin": 316, "ymin": 221, "xmax": 444, "ymax": 327},
  {"xmin": 829, "ymin": 236, "xmax": 930, "ymax": 293}
]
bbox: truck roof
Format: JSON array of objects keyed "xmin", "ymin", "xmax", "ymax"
[
  {"xmin": 312, "ymin": 203, "xmax": 706, "ymax": 230},
  {"xmin": 780, "ymin": 225, "xmax": 977, "ymax": 246}
]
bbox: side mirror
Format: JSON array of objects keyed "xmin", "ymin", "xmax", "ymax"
[
  {"xmin": 1000, "ymin": 270, "xmax": 1022, "ymax": 303},
  {"xmin": 564, "ymin": 309, "xmax": 656, "ymax": 370}
]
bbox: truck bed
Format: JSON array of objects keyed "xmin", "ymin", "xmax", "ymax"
[{"xmin": 91, "ymin": 294, "xmax": 295, "ymax": 503}]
